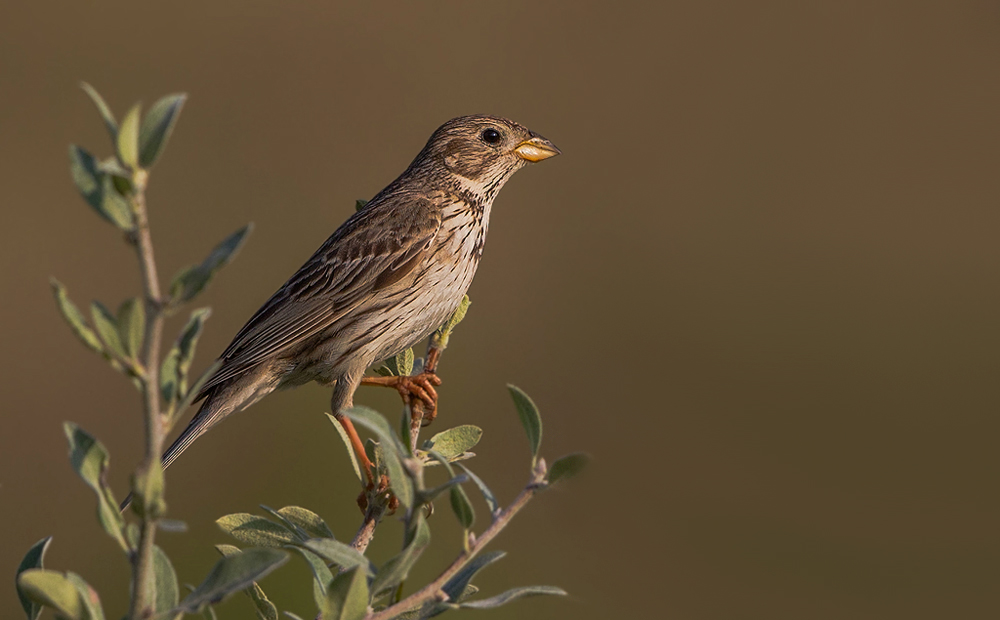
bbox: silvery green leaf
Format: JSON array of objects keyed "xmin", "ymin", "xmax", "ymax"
[
  {"xmin": 63, "ymin": 423, "xmax": 128, "ymax": 553},
  {"xmin": 139, "ymin": 94, "xmax": 186, "ymax": 168},
  {"xmin": 116, "ymin": 103, "xmax": 141, "ymax": 168},
  {"xmin": 68, "ymin": 145, "xmax": 104, "ymax": 216},
  {"xmin": 170, "ymin": 224, "xmax": 253, "ymax": 304},
  {"xmin": 460, "ymin": 585, "xmax": 567, "ymax": 609},
  {"xmin": 302, "ymin": 538, "xmax": 374, "ymax": 576},
  {"xmin": 130, "ymin": 459, "xmax": 165, "ymax": 519},
  {"xmin": 161, "ymin": 308, "xmax": 210, "ymax": 404},
  {"xmin": 322, "ymin": 565, "xmax": 368, "ymax": 620},
  {"xmin": 153, "ymin": 545, "xmax": 180, "ymax": 613},
  {"xmin": 456, "ymin": 464, "xmax": 499, "ymax": 517},
  {"xmin": 292, "ymin": 547, "xmax": 332, "ymax": 611},
  {"xmin": 216, "ymin": 514, "xmax": 297, "ymax": 548},
  {"xmin": 99, "ymin": 174, "xmax": 134, "ymax": 230},
  {"xmin": 547, "ymin": 453, "xmax": 590, "ymax": 486},
  {"xmin": 428, "ymin": 295, "xmax": 470, "ymax": 351},
  {"xmin": 441, "ymin": 551, "xmax": 505, "ymax": 603},
  {"xmin": 90, "ymin": 301, "xmax": 125, "ymax": 358},
  {"xmin": 215, "ymin": 546, "xmax": 279, "ymax": 620},
  {"xmin": 507, "ymin": 385, "xmax": 542, "ymax": 464},
  {"xmin": 371, "ymin": 513, "xmax": 430, "ymax": 597},
  {"xmin": 270, "ymin": 505, "xmax": 334, "ymax": 540},
  {"xmin": 449, "ymin": 484, "xmax": 475, "ymax": 530},
  {"xmin": 51, "ymin": 280, "xmax": 103, "ymax": 354},
  {"xmin": 284, "ymin": 613, "xmax": 306, "ymax": 620},
  {"xmin": 16, "ymin": 570, "xmax": 86, "ymax": 620},
  {"xmin": 116, "ymin": 298, "xmax": 145, "ymax": 360},
  {"xmin": 326, "ymin": 413, "xmax": 364, "ymax": 483},
  {"xmin": 354, "ymin": 199, "xmax": 368, "ymax": 212},
  {"xmin": 419, "ymin": 474, "xmax": 467, "ymax": 503},
  {"xmin": 341, "ymin": 406, "xmax": 408, "ymax": 462},
  {"xmin": 80, "ymin": 82, "xmax": 117, "ymax": 143},
  {"xmin": 175, "ymin": 548, "xmax": 288, "ymax": 614},
  {"xmin": 423, "ymin": 425, "xmax": 482, "ymax": 461},
  {"xmin": 16, "ymin": 537, "xmax": 52, "ymax": 620},
  {"xmin": 159, "ymin": 519, "xmax": 188, "ymax": 533},
  {"xmin": 64, "ymin": 573, "xmax": 105, "ymax": 620}
]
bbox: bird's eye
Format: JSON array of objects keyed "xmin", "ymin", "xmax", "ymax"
[{"xmin": 481, "ymin": 128, "xmax": 502, "ymax": 144}]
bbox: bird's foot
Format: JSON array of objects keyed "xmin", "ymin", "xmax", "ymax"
[
  {"xmin": 362, "ymin": 372, "xmax": 442, "ymax": 426},
  {"xmin": 356, "ymin": 474, "xmax": 399, "ymax": 515}
]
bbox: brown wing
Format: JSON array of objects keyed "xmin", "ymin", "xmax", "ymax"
[{"xmin": 196, "ymin": 195, "xmax": 442, "ymax": 397}]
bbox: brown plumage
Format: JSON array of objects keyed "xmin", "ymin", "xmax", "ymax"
[{"xmin": 156, "ymin": 115, "xmax": 559, "ymax": 480}]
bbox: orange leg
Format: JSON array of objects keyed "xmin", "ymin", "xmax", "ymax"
[
  {"xmin": 361, "ymin": 371, "xmax": 442, "ymax": 426},
  {"xmin": 336, "ymin": 415, "xmax": 375, "ymax": 484}
]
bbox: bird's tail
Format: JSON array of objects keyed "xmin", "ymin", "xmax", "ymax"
[{"xmin": 118, "ymin": 399, "xmax": 222, "ymax": 512}]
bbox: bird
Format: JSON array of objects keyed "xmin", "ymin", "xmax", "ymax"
[{"xmin": 121, "ymin": 115, "xmax": 559, "ymax": 510}]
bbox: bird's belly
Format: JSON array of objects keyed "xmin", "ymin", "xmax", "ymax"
[{"xmin": 364, "ymin": 255, "xmax": 478, "ymax": 364}]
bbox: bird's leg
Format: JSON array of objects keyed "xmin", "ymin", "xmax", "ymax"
[
  {"xmin": 360, "ymin": 369, "xmax": 442, "ymax": 426},
  {"xmin": 337, "ymin": 414, "xmax": 400, "ymax": 514},
  {"xmin": 335, "ymin": 415, "xmax": 375, "ymax": 485}
]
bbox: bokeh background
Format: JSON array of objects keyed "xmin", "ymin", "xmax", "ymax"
[{"xmin": 3, "ymin": 1, "xmax": 1000, "ymax": 618}]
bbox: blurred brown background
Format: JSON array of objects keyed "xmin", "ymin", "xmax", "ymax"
[{"xmin": 3, "ymin": 1, "xmax": 1000, "ymax": 618}]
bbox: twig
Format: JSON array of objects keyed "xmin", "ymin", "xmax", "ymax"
[
  {"xmin": 367, "ymin": 463, "xmax": 547, "ymax": 620},
  {"xmin": 350, "ymin": 495, "xmax": 390, "ymax": 554},
  {"xmin": 127, "ymin": 170, "xmax": 169, "ymax": 619}
]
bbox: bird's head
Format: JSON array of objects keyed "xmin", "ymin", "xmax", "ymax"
[{"xmin": 412, "ymin": 115, "xmax": 560, "ymax": 201}]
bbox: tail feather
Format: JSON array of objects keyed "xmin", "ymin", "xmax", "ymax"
[{"xmin": 118, "ymin": 401, "xmax": 221, "ymax": 512}]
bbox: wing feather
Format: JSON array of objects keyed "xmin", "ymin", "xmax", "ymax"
[{"xmin": 196, "ymin": 196, "xmax": 442, "ymax": 397}]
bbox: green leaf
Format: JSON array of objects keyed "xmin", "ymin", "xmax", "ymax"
[
  {"xmin": 65, "ymin": 573, "xmax": 105, "ymax": 620},
  {"xmin": 17, "ymin": 569, "xmax": 105, "ymax": 620},
  {"xmin": 169, "ymin": 224, "xmax": 253, "ymax": 304},
  {"xmin": 378, "ymin": 348, "xmax": 414, "ymax": 377},
  {"xmin": 284, "ymin": 613, "xmax": 306, "ymax": 620},
  {"xmin": 99, "ymin": 173, "xmax": 134, "ymax": 230},
  {"xmin": 419, "ymin": 473, "xmax": 468, "ymax": 503},
  {"xmin": 51, "ymin": 280, "xmax": 103, "ymax": 354},
  {"xmin": 382, "ymin": 442, "xmax": 413, "ymax": 509},
  {"xmin": 322, "ymin": 565, "xmax": 368, "ymax": 620},
  {"xmin": 216, "ymin": 513, "xmax": 297, "ymax": 548},
  {"xmin": 371, "ymin": 512, "xmax": 431, "ymax": 597},
  {"xmin": 547, "ymin": 453, "xmax": 590, "ymax": 485},
  {"xmin": 302, "ymin": 538, "xmax": 374, "ymax": 576},
  {"xmin": 461, "ymin": 585, "xmax": 567, "ymax": 609},
  {"xmin": 270, "ymin": 505, "xmax": 334, "ymax": 540},
  {"xmin": 341, "ymin": 407, "xmax": 413, "ymax": 507},
  {"xmin": 130, "ymin": 458, "xmax": 165, "ymax": 519},
  {"xmin": 68, "ymin": 145, "xmax": 109, "ymax": 221},
  {"xmin": 116, "ymin": 298, "xmax": 145, "ymax": 359},
  {"xmin": 153, "ymin": 545, "xmax": 180, "ymax": 613},
  {"xmin": 90, "ymin": 301, "xmax": 125, "ymax": 358},
  {"xmin": 341, "ymin": 406, "xmax": 407, "ymax": 459},
  {"xmin": 507, "ymin": 385, "xmax": 542, "ymax": 464},
  {"xmin": 423, "ymin": 425, "xmax": 482, "ymax": 461},
  {"xmin": 17, "ymin": 570, "xmax": 84, "ymax": 620},
  {"xmin": 354, "ymin": 199, "xmax": 368, "ymax": 212},
  {"xmin": 116, "ymin": 103, "xmax": 141, "ymax": 168},
  {"xmin": 175, "ymin": 548, "xmax": 288, "ymax": 614},
  {"xmin": 428, "ymin": 295, "xmax": 471, "ymax": 351},
  {"xmin": 326, "ymin": 413, "xmax": 364, "ymax": 484},
  {"xmin": 456, "ymin": 464, "xmax": 499, "ymax": 517},
  {"xmin": 441, "ymin": 551, "xmax": 505, "ymax": 602},
  {"xmin": 63, "ymin": 423, "xmax": 128, "ymax": 553},
  {"xmin": 139, "ymin": 93, "xmax": 186, "ymax": 168},
  {"xmin": 449, "ymin": 484, "xmax": 475, "ymax": 530},
  {"xmin": 292, "ymin": 547, "xmax": 333, "ymax": 611},
  {"xmin": 215, "ymin": 546, "xmax": 279, "ymax": 620},
  {"xmin": 161, "ymin": 308, "xmax": 211, "ymax": 404},
  {"xmin": 16, "ymin": 537, "xmax": 52, "ymax": 620},
  {"xmin": 80, "ymin": 82, "xmax": 117, "ymax": 143}
]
